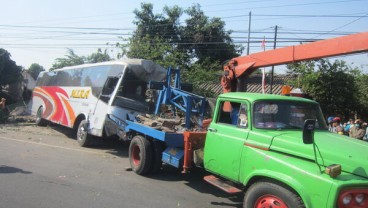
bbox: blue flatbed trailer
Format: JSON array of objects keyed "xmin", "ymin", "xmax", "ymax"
[
  {"xmin": 124, "ymin": 67, "xmax": 207, "ymax": 174},
  {"xmin": 125, "ymin": 120, "xmax": 184, "ymax": 147}
]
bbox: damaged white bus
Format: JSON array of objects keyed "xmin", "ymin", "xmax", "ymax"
[{"xmin": 31, "ymin": 59, "xmax": 166, "ymax": 146}]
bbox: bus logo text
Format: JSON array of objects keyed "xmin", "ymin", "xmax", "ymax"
[{"xmin": 71, "ymin": 89, "xmax": 90, "ymax": 99}]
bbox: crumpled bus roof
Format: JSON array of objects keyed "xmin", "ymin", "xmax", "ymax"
[{"xmin": 122, "ymin": 59, "xmax": 167, "ymax": 82}]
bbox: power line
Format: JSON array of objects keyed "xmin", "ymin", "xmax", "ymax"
[
  {"xmin": 311, "ymin": 13, "xmax": 368, "ymax": 38},
  {"xmin": 222, "ymin": 13, "xmax": 368, "ymax": 19},
  {"xmin": 203, "ymin": 0, "xmax": 365, "ymax": 13},
  {"xmin": 0, "ymin": 24, "xmax": 134, "ymax": 31}
]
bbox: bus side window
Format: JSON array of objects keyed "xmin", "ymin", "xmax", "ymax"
[{"xmin": 102, "ymin": 77, "xmax": 118, "ymax": 95}]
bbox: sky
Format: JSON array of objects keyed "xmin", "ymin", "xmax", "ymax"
[{"xmin": 0, "ymin": 0, "xmax": 367, "ymax": 73}]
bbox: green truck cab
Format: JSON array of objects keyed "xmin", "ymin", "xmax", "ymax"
[{"xmin": 203, "ymin": 92, "xmax": 368, "ymax": 208}]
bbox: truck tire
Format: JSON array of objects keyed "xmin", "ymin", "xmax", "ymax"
[
  {"xmin": 150, "ymin": 140, "xmax": 164, "ymax": 174},
  {"xmin": 76, "ymin": 120, "xmax": 92, "ymax": 147},
  {"xmin": 129, "ymin": 135, "xmax": 152, "ymax": 175},
  {"xmin": 35, "ymin": 107, "xmax": 46, "ymax": 126},
  {"xmin": 243, "ymin": 181, "xmax": 305, "ymax": 208}
]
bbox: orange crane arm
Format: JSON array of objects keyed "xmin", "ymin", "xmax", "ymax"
[
  {"xmin": 229, "ymin": 32, "xmax": 368, "ymax": 79},
  {"xmin": 221, "ymin": 32, "xmax": 368, "ymax": 92},
  {"xmin": 221, "ymin": 32, "xmax": 368, "ymax": 111}
]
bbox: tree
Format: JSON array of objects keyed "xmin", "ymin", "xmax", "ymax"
[
  {"xmin": 122, "ymin": 3, "xmax": 188, "ymax": 69},
  {"xmin": 286, "ymin": 59, "xmax": 359, "ymax": 118},
  {"xmin": 27, "ymin": 63, "xmax": 45, "ymax": 80},
  {"xmin": 0, "ymin": 48, "xmax": 22, "ymax": 88},
  {"xmin": 51, "ymin": 48, "xmax": 112, "ymax": 71},
  {"xmin": 51, "ymin": 49, "xmax": 85, "ymax": 70},
  {"xmin": 121, "ymin": 3, "xmax": 242, "ymax": 69},
  {"xmin": 87, "ymin": 48, "xmax": 112, "ymax": 63},
  {"xmin": 182, "ymin": 4, "xmax": 241, "ymax": 64},
  {"xmin": 354, "ymin": 73, "xmax": 368, "ymax": 118}
]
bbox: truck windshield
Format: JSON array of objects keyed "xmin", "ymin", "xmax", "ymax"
[{"xmin": 253, "ymin": 100, "xmax": 328, "ymax": 130}]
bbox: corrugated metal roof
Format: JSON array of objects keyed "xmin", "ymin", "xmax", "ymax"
[{"xmin": 199, "ymin": 74, "xmax": 296, "ymax": 96}]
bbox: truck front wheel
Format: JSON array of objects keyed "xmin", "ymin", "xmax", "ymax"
[
  {"xmin": 243, "ymin": 181, "xmax": 305, "ymax": 208},
  {"xmin": 129, "ymin": 135, "xmax": 152, "ymax": 175}
]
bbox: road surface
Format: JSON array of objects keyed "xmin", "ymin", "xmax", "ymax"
[{"xmin": 0, "ymin": 123, "xmax": 242, "ymax": 208}]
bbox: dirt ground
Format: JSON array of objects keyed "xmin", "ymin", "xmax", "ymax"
[{"xmin": 0, "ymin": 115, "xmax": 70, "ymax": 138}]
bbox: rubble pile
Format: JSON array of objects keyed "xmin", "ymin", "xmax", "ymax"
[{"xmin": 136, "ymin": 111, "xmax": 205, "ymax": 133}]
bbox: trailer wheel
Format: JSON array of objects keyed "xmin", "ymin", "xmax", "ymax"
[
  {"xmin": 129, "ymin": 135, "xmax": 152, "ymax": 175},
  {"xmin": 243, "ymin": 181, "xmax": 305, "ymax": 208},
  {"xmin": 35, "ymin": 107, "xmax": 46, "ymax": 126},
  {"xmin": 77, "ymin": 120, "xmax": 92, "ymax": 147},
  {"xmin": 150, "ymin": 141, "xmax": 164, "ymax": 174}
]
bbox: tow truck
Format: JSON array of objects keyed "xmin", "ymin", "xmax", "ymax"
[{"xmin": 118, "ymin": 32, "xmax": 368, "ymax": 207}]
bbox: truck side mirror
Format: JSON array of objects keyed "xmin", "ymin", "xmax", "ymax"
[{"xmin": 303, "ymin": 119, "xmax": 315, "ymax": 144}]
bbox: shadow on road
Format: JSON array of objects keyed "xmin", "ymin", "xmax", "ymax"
[
  {"xmin": 149, "ymin": 166, "xmax": 243, "ymax": 207},
  {"xmin": 0, "ymin": 165, "xmax": 32, "ymax": 174},
  {"xmin": 47, "ymin": 123, "xmax": 129, "ymax": 157}
]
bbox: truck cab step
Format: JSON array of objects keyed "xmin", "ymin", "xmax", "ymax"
[{"xmin": 203, "ymin": 175, "xmax": 242, "ymax": 194}]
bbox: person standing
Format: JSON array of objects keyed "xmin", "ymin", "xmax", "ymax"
[
  {"xmin": 362, "ymin": 122, "xmax": 368, "ymax": 141},
  {"xmin": 0, "ymin": 98, "xmax": 6, "ymax": 110},
  {"xmin": 331, "ymin": 117, "xmax": 343, "ymax": 135},
  {"xmin": 349, "ymin": 119, "xmax": 366, "ymax": 140},
  {"xmin": 344, "ymin": 119, "xmax": 354, "ymax": 135}
]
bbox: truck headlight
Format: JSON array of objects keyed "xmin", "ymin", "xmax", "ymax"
[
  {"xmin": 342, "ymin": 194, "xmax": 352, "ymax": 205},
  {"xmin": 338, "ymin": 189, "xmax": 368, "ymax": 207},
  {"xmin": 355, "ymin": 194, "xmax": 365, "ymax": 204}
]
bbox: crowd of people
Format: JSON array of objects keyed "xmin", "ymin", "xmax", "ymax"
[{"xmin": 328, "ymin": 117, "xmax": 368, "ymax": 141}]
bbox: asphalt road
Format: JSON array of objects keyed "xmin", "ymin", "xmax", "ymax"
[{"xmin": 0, "ymin": 123, "xmax": 243, "ymax": 208}]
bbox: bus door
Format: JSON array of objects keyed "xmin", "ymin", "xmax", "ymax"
[{"xmin": 89, "ymin": 76, "xmax": 120, "ymax": 136}]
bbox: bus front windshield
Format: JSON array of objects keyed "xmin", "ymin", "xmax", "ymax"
[{"xmin": 253, "ymin": 100, "xmax": 328, "ymax": 130}]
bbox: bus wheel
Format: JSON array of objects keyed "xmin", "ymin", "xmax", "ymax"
[
  {"xmin": 35, "ymin": 107, "xmax": 46, "ymax": 126},
  {"xmin": 129, "ymin": 135, "xmax": 152, "ymax": 175},
  {"xmin": 243, "ymin": 181, "xmax": 305, "ymax": 208},
  {"xmin": 77, "ymin": 120, "xmax": 92, "ymax": 147}
]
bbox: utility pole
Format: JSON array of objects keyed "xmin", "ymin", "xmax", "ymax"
[
  {"xmin": 246, "ymin": 12, "xmax": 252, "ymax": 55},
  {"xmin": 269, "ymin": 25, "xmax": 278, "ymax": 94}
]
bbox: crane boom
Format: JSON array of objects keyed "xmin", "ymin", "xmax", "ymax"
[{"xmin": 222, "ymin": 32, "xmax": 368, "ymax": 95}]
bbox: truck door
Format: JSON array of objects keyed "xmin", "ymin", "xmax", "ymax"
[{"xmin": 204, "ymin": 100, "xmax": 250, "ymax": 181}]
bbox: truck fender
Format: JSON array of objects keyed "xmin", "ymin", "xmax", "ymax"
[{"xmin": 242, "ymin": 170, "xmax": 312, "ymax": 207}]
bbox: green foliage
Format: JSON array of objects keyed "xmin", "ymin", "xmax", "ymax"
[
  {"xmin": 27, "ymin": 63, "xmax": 45, "ymax": 80},
  {"xmin": 87, "ymin": 48, "xmax": 112, "ymax": 63},
  {"xmin": 182, "ymin": 4, "xmax": 241, "ymax": 64},
  {"xmin": 286, "ymin": 59, "xmax": 361, "ymax": 118},
  {"xmin": 181, "ymin": 58, "xmax": 222, "ymax": 97},
  {"xmin": 121, "ymin": 3, "xmax": 189, "ymax": 69},
  {"xmin": 51, "ymin": 48, "xmax": 112, "ymax": 71},
  {"xmin": 0, "ymin": 48, "xmax": 22, "ymax": 88},
  {"xmin": 120, "ymin": 3, "xmax": 242, "ymax": 96},
  {"xmin": 354, "ymin": 73, "xmax": 368, "ymax": 116},
  {"xmin": 51, "ymin": 49, "xmax": 85, "ymax": 70}
]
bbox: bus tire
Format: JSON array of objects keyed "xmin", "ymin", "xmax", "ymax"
[
  {"xmin": 77, "ymin": 120, "xmax": 92, "ymax": 147},
  {"xmin": 243, "ymin": 181, "xmax": 305, "ymax": 208},
  {"xmin": 150, "ymin": 140, "xmax": 164, "ymax": 174},
  {"xmin": 129, "ymin": 135, "xmax": 152, "ymax": 175},
  {"xmin": 35, "ymin": 107, "xmax": 46, "ymax": 126}
]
